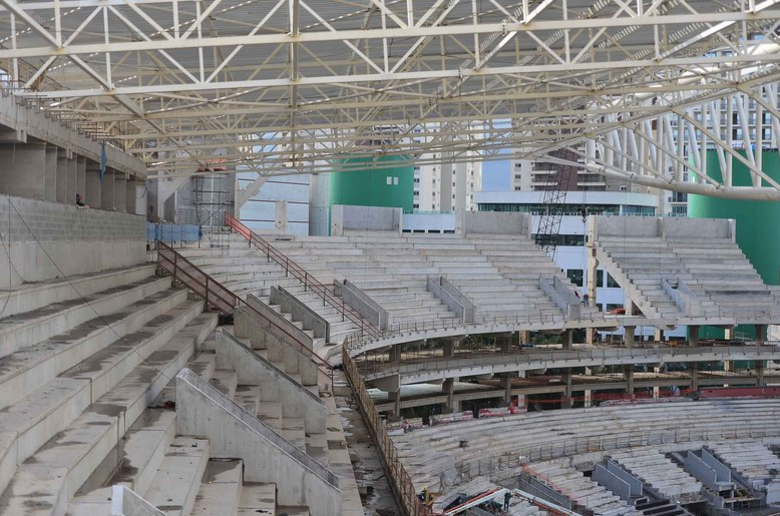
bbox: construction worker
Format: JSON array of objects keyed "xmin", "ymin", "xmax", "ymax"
[{"xmin": 503, "ymin": 490, "xmax": 512, "ymax": 511}]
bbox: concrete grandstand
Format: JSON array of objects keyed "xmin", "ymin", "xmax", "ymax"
[{"xmin": 6, "ymin": 1, "xmax": 780, "ymax": 515}]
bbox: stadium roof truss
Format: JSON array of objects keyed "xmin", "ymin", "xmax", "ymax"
[{"xmin": 3, "ymin": 0, "xmax": 780, "ymax": 199}]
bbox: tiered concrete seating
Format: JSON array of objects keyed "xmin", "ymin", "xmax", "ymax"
[
  {"xmin": 595, "ymin": 236, "xmax": 695, "ymax": 319},
  {"xmin": 707, "ymin": 441, "xmax": 780, "ymax": 484},
  {"xmin": 529, "ymin": 461, "xmax": 638, "ymax": 516},
  {"xmin": 665, "ymin": 237, "xmax": 780, "ymax": 319},
  {"xmin": 392, "ymin": 398, "xmax": 780, "ymax": 491},
  {"xmin": 609, "ymin": 449, "xmax": 702, "ymax": 500},
  {"xmin": 0, "ymin": 264, "xmax": 361, "ymax": 516}
]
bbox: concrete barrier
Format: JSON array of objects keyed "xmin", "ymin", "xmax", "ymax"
[
  {"xmin": 331, "ymin": 204, "xmax": 402, "ymax": 235},
  {"xmin": 269, "ymin": 287, "xmax": 330, "ymax": 342},
  {"xmin": 175, "ymin": 368, "xmax": 341, "ymax": 516},
  {"xmin": 458, "ymin": 211, "xmax": 531, "ymax": 236},
  {"xmin": 215, "ymin": 330, "xmax": 326, "ymax": 433},
  {"xmin": 111, "ymin": 485, "xmax": 166, "ymax": 516}
]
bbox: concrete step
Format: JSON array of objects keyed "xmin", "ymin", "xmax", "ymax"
[
  {"xmin": 281, "ymin": 417, "xmax": 307, "ymax": 452},
  {"xmin": 144, "ymin": 437, "xmax": 211, "ymax": 516},
  {"xmin": 233, "ymin": 384, "xmax": 260, "ymax": 415},
  {"xmin": 191, "ymin": 459, "xmax": 244, "ymax": 516},
  {"xmin": 0, "ymin": 275, "xmax": 170, "ymax": 359},
  {"xmin": 209, "ymin": 369, "xmax": 238, "ymax": 399},
  {"xmin": 237, "ymin": 483, "xmax": 277, "ymax": 515}
]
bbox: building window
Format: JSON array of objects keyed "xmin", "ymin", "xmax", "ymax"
[
  {"xmin": 596, "ymin": 270, "xmax": 604, "ymax": 288},
  {"xmin": 567, "ymin": 269, "xmax": 584, "ymax": 287},
  {"xmin": 606, "ymin": 273, "xmax": 620, "ymax": 288},
  {"xmin": 413, "ymin": 203, "xmax": 419, "ymax": 208}
]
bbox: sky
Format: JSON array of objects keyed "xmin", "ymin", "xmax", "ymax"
[{"xmin": 481, "ymin": 159, "xmax": 510, "ymax": 191}]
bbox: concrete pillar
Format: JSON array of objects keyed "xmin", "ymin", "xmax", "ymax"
[
  {"xmin": 584, "ymin": 367, "xmax": 592, "ymax": 408},
  {"xmin": 66, "ymin": 157, "xmax": 77, "ymax": 204},
  {"xmin": 690, "ymin": 363, "xmax": 699, "ymax": 392},
  {"xmin": 561, "ymin": 330, "xmax": 573, "ymax": 350},
  {"xmin": 101, "ymin": 169, "xmax": 115, "ymax": 210},
  {"xmin": 519, "ymin": 330, "xmax": 530, "ymax": 346},
  {"xmin": 389, "ymin": 390, "xmax": 401, "ymax": 418},
  {"xmin": 85, "ymin": 164, "xmax": 101, "ymax": 209},
  {"xmin": 126, "ymin": 178, "xmax": 137, "ymax": 215},
  {"xmin": 561, "ymin": 369, "xmax": 573, "ymax": 408},
  {"xmin": 586, "ymin": 250, "xmax": 599, "ymax": 345},
  {"xmin": 516, "ymin": 371, "xmax": 526, "ymax": 409},
  {"xmin": 624, "ymin": 326, "xmax": 635, "ymax": 348},
  {"xmin": 625, "ymin": 298, "xmax": 636, "ymax": 316},
  {"xmin": 443, "ymin": 378, "xmax": 459, "ymax": 413},
  {"xmin": 757, "ymin": 360, "xmax": 765, "ymax": 386},
  {"xmin": 443, "ymin": 338, "xmax": 457, "ymax": 358},
  {"xmin": 653, "ymin": 366, "xmax": 661, "ymax": 398},
  {"xmin": 0, "ymin": 142, "xmax": 46, "ymax": 199},
  {"xmin": 654, "ymin": 328, "xmax": 664, "ymax": 342},
  {"xmin": 624, "ymin": 365, "xmax": 634, "ymax": 399},
  {"xmin": 275, "ymin": 200, "xmax": 288, "ymax": 232},
  {"xmin": 689, "ymin": 325, "xmax": 700, "ymax": 347},
  {"xmin": 44, "ymin": 145, "xmax": 58, "ymax": 202},
  {"xmin": 76, "ymin": 156, "xmax": 86, "ymax": 202},
  {"xmin": 389, "ymin": 345, "xmax": 402, "ymax": 364},
  {"xmin": 500, "ymin": 374, "xmax": 512, "ymax": 406},
  {"xmin": 498, "ymin": 334, "xmax": 511, "ymax": 353},
  {"xmin": 114, "ymin": 173, "xmax": 127, "ymax": 212},
  {"xmin": 724, "ymin": 327, "xmax": 735, "ymax": 340},
  {"xmin": 56, "ymin": 151, "xmax": 70, "ymax": 203},
  {"xmin": 756, "ymin": 324, "xmax": 766, "ymax": 345}
]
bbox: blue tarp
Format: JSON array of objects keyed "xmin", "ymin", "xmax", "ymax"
[{"xmin": 147, "ymin": 222, "xmax": 202, "ymax": 243}]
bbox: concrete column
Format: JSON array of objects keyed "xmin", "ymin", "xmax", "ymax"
[
  {"xmin": 561, "ymin": 369, "xmax": 573, "ymax": 408},
  {"xmin": 516, "ymin": 371, "xmax": 526, "ymax": 409},
  {"xmin": 85, "ymin": 164, "xmax": 101, "ymax": 209},
  {"xmin": 275, "ymin": 200, "xmax": 288, "ymax": 232},
  {"xmin": 66, "ymin": 157, "xmax": 77, "ymax": 204},
  {"xmin": 500, "ymin": 374, "xmax": 512, "ymax": 406},
  {"xmin": 653, "ymin": 366, "xmax": 661, "ymax": 398},
  {"xmin": 389, "ymin": 345, "xmax": 402, "ymax": 365},
  {"xmin": 126, "ymin": 179, "xmax": 138, "ymax": 215},
  {"xmin": 689, "ymin": 363, "xmax": 699, "ymax": 392},
  {"xmin": 44, "ymin": 145, "xmax": 58, "ymax": 202},
  {"xmin": 654, "ymin": 328, "xmax": 664, "ymax": 342},
  {"xmin": 756, "ymin": 324, "xmax": 766, "ymax": 345},
  {"xmin": 76, "ymin": 156, "xmax": 86, "ymax": 202},
  {"xmin": 519, "ymin": 330, "xmax": 530, "ymax": 346},
  {"xmin": 498, "ymin": 334, "xmax": 512, "ymax": 353},
  {"xmin": 389, "ymin": 390, "xmax": 401, "ymax": 418},
  {"xmin": 757, "ymin": 360, "xmax": 765, "ymax": 386},
  {"xmin": 625, "ymin": 298, "xmax": 636, "ymax": 316},
  {"xmin": 561, "ymin": 330, "xmax": 573, "ymax": 350},
  {"xmin": 689, "ymin": 325, "xmax": 700, "ymax": 347},
  {"xmin": 624, "ymin": 326, "xmax": 635, "ymax": 348},
  {"xmin": 101, "ymin": 169, "xmax": 115, "ymax": 210},
  {"xmin": 56, "ymin": 151, "xmax": 70, "ymax": 203},
  {"xmin": 443, "ymin": 378, "xmax": 459, "ymax": 413},
  {"xmin": 584, "ymin": 367, "xmax": 592, "ymax": 408},
  {"xmin": 114, "ymin": 173, "xmax": 127, "ymax": 212},
  {"xmin": 443, "ymin": 338, "xmax": 457, "ymax": 358},
  {"xmin": 724, "ymin": 327, "xmax": 735, "ymax": 340},
  {"xmin": 0, "ymin": 142, "xmax": 46, "ymax": 199},
  {"xmin": 624, "ymin": 365, "xmax": 634, "ymax": 398},
  {"xmin": 586, "ymin": 251, "xmax": 599, "ymax": 345}
]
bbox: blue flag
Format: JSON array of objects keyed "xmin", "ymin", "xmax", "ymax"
[{"xmin": 99, "ymin": 141, "xmax": 107, "ymax": 182}]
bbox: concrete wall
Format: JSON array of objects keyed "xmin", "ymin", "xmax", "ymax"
[
  {"xmin": 175, "ymin": 369, "xmax": 341, "ymax": 516},
  {"xmin": 330, "ymin": 204, "xmax": 402, "ymax": 235},
  {"xmin": 458, "ymin": 211, "xmax": 531, "ymax": 236},
  {"xmin": 661, "ymin": 217, "xmax": 732, "ymax": 240},
  {"xmin": 0, "ymin": 195, "xmax": 145, "ymax": 287},
  {"xmin": 215, "ymin": 331, "xmax": 326, "ymax": 433},
  {"xmin": 593, "ymin": 215, "xmax": 662, "ymax": 238},
  {"xmin": 111, "ymin": 486, "xmax": 166, "ymax": 516}
]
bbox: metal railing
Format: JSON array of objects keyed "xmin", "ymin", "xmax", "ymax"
[
  {"xmin": 342, "ymin": 346, "xmax": 428, "ymax": 516},
  {"xmin": 225, "ymin": 213, "xmax": 382, "ymax": 340},
  {"xmin": 156, "ymin": 241, "xmax": 334, "ymax": 381}
]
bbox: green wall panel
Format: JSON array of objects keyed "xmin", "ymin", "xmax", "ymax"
[{"xmin": 329, "ymin": 155, "xmax": 414, "ymax": 212}]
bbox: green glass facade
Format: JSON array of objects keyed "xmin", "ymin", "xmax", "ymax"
[
  {"xmin": 329, "ymin": 155, "xmax": 414, "ymax": 212},
  {"xmin": 689, "ymin": 149, "xmax": 780, "ymax": 339}
]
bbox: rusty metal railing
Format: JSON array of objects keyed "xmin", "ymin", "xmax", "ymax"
[
  {"xmin": 341, "ymin": 345, "xmax": 428, "ymax": 516},
  {"xmin": 225, "ymin": 213, "xmax": 382, "ymax": 340},
  {"xmin": 157, "ymin": 241, "xmax": 334, "ymax": 382}
]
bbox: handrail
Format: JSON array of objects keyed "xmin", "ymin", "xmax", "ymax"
[
  {"xmin": 156, "ymin": 241, "xmax": 334, "ymax": 381},
  {"xmin": 225, "ymin": 213, "xmax": 382, "ymax": 340},
  {"xmin": 342, "ymin": 345, "xmax": 428, "ymax": 516}
]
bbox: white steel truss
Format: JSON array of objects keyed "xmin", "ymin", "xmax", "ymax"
[{"xmin": 3, "ymin": 0, "xmax": 780, "ymax": 199}]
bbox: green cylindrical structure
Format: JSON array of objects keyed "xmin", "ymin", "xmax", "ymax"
[
  {"xmin": 689, "ymin": 149, "xmax": 780, "ymax": 339},
  {"xmin": 329, "ymin": 155, "xmax": 414, "ymax": 212}
]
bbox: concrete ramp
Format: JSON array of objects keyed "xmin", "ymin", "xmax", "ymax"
[{"xmin": 174, "ymin": 368, "xmax": 341, "ymax": 516}]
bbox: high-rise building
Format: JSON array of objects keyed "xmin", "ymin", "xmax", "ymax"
[{"xmin": 413, "ymin": 153, "xmax": 482, "ymax": 211}]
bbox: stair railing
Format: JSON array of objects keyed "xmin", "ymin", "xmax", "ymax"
[
  {"xmin": 157, "ymin": 241, "xmax": 334, "ymax": 382},
  {"xmin": 225, "ymin": 213, "xmax": 382, "ymax": 340}
]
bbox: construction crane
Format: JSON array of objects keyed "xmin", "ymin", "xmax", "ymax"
[{"xmin": 534, "ymin": 148, "xmax": 579, "ymax": 258}]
